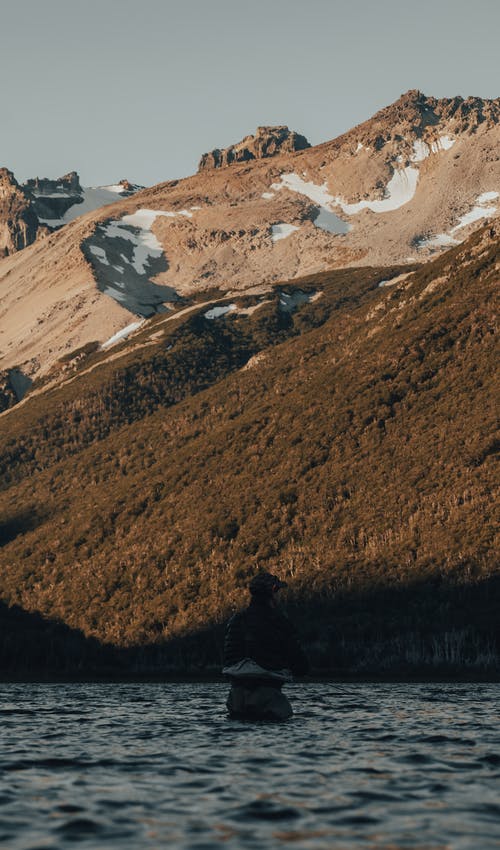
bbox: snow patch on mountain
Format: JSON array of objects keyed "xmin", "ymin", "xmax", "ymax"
[
  {"xmin": 419, "ymin": 191, "xmax": 498, "ymax": 249},
  {"xmin": 101, "ymin": 208, "xmax": 190, "ymax": 275},
  {"xmin": 410, "ymin": 140, "xmax": 431, "ymax": 163},
  {"xmin": 432, "ymin": 135, "xmax": 455, "ymax": 152},
  {"xmin": 278, "ymin": 290, "xmax": 320, "ymax": 312},
  {"xmin": 204, "ymin": 304, "xmax": 237, "ymax": 319},
  {"xmin": 450, "ymin": 191, "xmax": 499, "ymax": 231},
  {"xmin": 410, "ymin": 136, "xmax": 455, "ymax": 163},
  {"xmin": 378, "ymin": 272, "xmax": 413, "ymax": 288},
  {"xmin": 38, "ymin": 217, "xmax": 68, "ymax": 227},
  {"xmin": 271, "ymin": 166, "xmax": 421, "ymax": 220},
  {"xmin": 270, "ymin": 136, "xmax": 455, "ymax": 224},
  {"xmin": 336, "ymin": 167, "xmax": 419, "ymax": 215},
  {"xmin": 37, "ymin": 184, "xmax": 143, "ymax": 228},
  {"xmin": 272, "ymin": 174, "xmax": 335, "ymax": 208},
  {"xmin": 102, "ymin": 320, "xmax": 145, "ymax": 349},
  {"xmin": 422, "ymin": 233, "xmax": 461, "ymax": 249},
  {"xmin": 271, "ymin": 223, "xmax": 299, "ymax": 242},
  {"xmin": 83, "ymin": 208, "xmax": 185, "ymax": 317},
  {"xmin": 122, "ymin": 209, "xmax": 193, "ymax": 228},
  {"xmin": 312, "ymin": 207, "xmax": 350, "ymax": 235},
  {"xmin": 270, "ymin": 174, "xmax": 351, "ymax": 233},
  {"xmin": 89, "ymin": 245, "xmax": 109, "ymax": 263},
  {"xmin": 101, "ymin": 184, "xmax": 134, "ymax": 194},
  {"xmin": 102, "ymin": 220, "xmax": 163, "ymax": 275}
]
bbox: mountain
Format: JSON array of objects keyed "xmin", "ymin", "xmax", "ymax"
[
  {"xmin": 0, "ymin": 92, "xmax": 498, "ymax": 675},
  {"xmin": 0, "ymin": 168, "xmax": 42, "ymax": 257},
  {"xmin": 198, "ymin": 124, "xmax": 311, "ymax": 170},
  {"xmin": 0, "ymin": 91, "xmax": 498, "ymax": 397},
  {"xmin": 0, "ymin": 220, "xmax": 498, "ymax": 673},
  {"xmin": 22, "ymin": 173, "xmax": 142, "ymax": 229},
  {"xmin": 0, "ymin": 168, "xmax": 142, "ymax": 259}
]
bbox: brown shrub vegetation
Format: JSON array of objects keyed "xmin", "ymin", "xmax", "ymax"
[{"xmin": 0, "ymin": 229, "xmax": 498, "ymax": 672}]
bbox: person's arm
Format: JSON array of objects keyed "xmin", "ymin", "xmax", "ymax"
[{"xmin": 223, "ymin": 613, "xmax": 247, "ymax": 667}]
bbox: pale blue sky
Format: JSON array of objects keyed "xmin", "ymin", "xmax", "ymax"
[{"xmin": 0, "ymin": 0, "xmax": 498, "ymax": 187}]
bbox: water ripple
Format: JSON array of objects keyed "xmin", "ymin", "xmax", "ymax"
[{"xmin": 0, "ymin": 682, "xmax": 499, "ymax": 849}]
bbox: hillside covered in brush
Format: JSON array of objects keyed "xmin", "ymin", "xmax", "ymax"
[{"xmin": 0, "ymin": 221, "xmax": 498, "ymax": 674}]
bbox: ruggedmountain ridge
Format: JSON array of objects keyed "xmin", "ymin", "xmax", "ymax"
[{"xmin": 1, "ymin": 90, "xmax": 498, "ymax": 396}]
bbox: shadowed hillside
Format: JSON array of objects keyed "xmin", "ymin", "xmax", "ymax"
[
  {"xmin": 0, "ymin": 600, "xmax": 115, "ymax": 676},
  {"xmin": 0, "ymin": 578, "xmax": 499, "ymax": 678},
  {"xmin": 0, "ymin": 223, "xmax": 498, "ymax": 673}
]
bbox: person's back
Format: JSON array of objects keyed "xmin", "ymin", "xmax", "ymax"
[{"xmin": 223, "ymin": 572, "xmax": 308, "ymax": 720}]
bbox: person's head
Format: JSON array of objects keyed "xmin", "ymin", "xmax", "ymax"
[{"xmin": 249, "ymin": 571, "xmax": 287, "ymax": 606}]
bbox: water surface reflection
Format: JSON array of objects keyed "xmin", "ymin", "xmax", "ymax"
[{"xmin": 1, "ymin": 682, "xmax": 499, "ymax": 849}]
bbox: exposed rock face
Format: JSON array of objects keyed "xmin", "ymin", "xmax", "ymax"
[
  {"xmin": 198, "ymin": 125, "xmax": 310, "ymax": 170},
  {"xmin": 23, "ymin": 171, "xmax": 84, "ymax": 221},
  {"xmin": 0, "ymin": 168, "xmax": 39, "ymax": 257},
  {"xmin": 1, "ymin": 91, "xmax": 498, "ymax": 388},
  {"xmin": 348, "ymin": 89, "xmax": 500, "ymax": 154},
  {"xmin": 24, "ymin": 170, "xmax": 83, "ymax": 195},
  {"xmin": 0, "ymin": 167, "xmax": 144, "ymax": 260},
  {"xmin": 118, "ymin": 179, "xmax": 136, "ymax": 193}
]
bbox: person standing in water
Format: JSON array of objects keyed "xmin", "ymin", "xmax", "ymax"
[{"xmin": 223, "ymin": 572, "xmax": 309, "ymax": 720}]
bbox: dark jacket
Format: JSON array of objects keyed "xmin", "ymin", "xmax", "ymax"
[{"xmin": 224, "ymin": 598, "xmax": 309, "ymax": 677}]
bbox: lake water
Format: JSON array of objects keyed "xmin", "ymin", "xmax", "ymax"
[{"xmin": 1, "ymin": 682, "xmax": 499, "ymax": 849}]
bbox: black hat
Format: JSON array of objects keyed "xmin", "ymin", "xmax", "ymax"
[{"xmin": 249, "ymin": 571, "xmax": 288, "ymax": 597}]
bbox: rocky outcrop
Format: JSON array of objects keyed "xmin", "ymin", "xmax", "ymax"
[
  {"xmin": 24, "ymin": 170, "xmax": 83, "ymax": 195},
  {"xmin": 0, "ymin": 166, "xmax": 144, "ymax": 258},
  {"xmin": 1, "ymin": 91, "xmax": 498, "ymax": 387},
  {"xmin": 348, "ymin": 90, "xmax": 500, "ymax": 153},
  {"xmin": 118, "ymin": 179, "xmax": 137, "ymax": 193},
  {"xmin": 0, "ymin": 168, "xmax": 39, "ymax": 257},
  {"xmin": 198, "ymin": 125, "xmax": 310, "ymax": 171},
  {"xmin": 23, "ymin": 171, "xmax": 84, "ymax": 221}
]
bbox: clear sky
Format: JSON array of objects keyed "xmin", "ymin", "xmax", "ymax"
[{"xmin": 0, "ymin": 0, "xmax": 498, "ymax": 187}]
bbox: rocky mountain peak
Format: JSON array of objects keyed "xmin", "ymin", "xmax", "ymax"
[
  {"xmin": 198, "ymin": 125, "xmax": 311, "ymax": 171},
  {"xmin": 23, "ymin": 170, "xmax": 83, "ymax": 196},
  {"xmin": 342, "ymin": 90, "xmax": 500, "ymax": 165},
  {"xmin": 376, "ymin": 89, "xmax": 500, "ymax": 134},
  {"xmin": 0, "ymin": 167, "xmax": 18, "ymax": 195},
  {"xmin": 118, "ymin": 179, "xmax": 135, "ymax": 192},
  {"xmin": 0, "ymin": 167, "xmax": 40, "ymax": 257},
  {"xmin": 22, "ymin": 170, "xmax": 85, "ymax": 222}
]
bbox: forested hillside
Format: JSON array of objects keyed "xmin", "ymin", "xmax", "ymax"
[{"xmin": 0, "ymin": 224, "xmax": 498, "ymax": 675}]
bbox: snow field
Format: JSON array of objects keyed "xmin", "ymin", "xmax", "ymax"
[
  {"xmin": 268, "ymin": 135, "xmax": 456, "ymax": 225},
  {"xmin": 204, "ymin": 304, "xmax": 237, "ymax": 320},
  {"xmin": 271, "ymin": 223, "xmax": 299, "ymax": 242},
  {"xmin": 102, "ymin": 321, "xmax": 145, "ymax": 349},
  {"xmin": 202, "ymin": 290, "xmax": 322, "ymax": 321},
  {"xmin": 89, "ymin": 245, "xmax": 109, "ymax": 263},
  {"xmin": 35, "ymin": 185, "xmax": 139, "ymax": 228},
  {"xmin": 102, "ymin": 208, "xmax": 192, "ymax": 275},
  {"xmin": 270, "ymin": 174, "xmax": 351, "ymax": 234},
  {"xmin": 270, "ymin": 165, "xmax": 419, "ymax": 221},
  {"xmin": 410, "ymin": 136, "xmax": 455, "ymax": 163},
  {"xmin": 420, "ymin": 191, "xmax": 498, "ymax": 249},
  {"xmin": 337, "ymin": 167, "xmax": 419, "ymax": 214},
  {"xmin": 450, "ymin": 192, "xmax": 499, "ymax": 232}
]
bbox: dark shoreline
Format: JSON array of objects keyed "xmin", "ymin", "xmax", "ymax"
[{"xmin": 1, "ymin": 672, "xmax": 499, "ymax": 684}]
